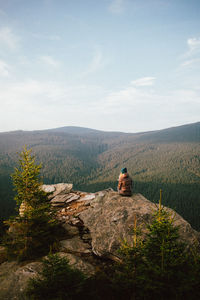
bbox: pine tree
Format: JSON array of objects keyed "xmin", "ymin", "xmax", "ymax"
[
  {"xmin": 3, "ymin": 146, "xmax": 59, "ymax": 261},
  {"xmin": 12, "ymin": 146, "xmax": 43, "ymax": 207}
]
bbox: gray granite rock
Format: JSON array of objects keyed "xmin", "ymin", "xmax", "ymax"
[
  {"xmin": 51, "ymin": 194, "xmax": 71, "ymax": 204},
  {"xmin": 66, "ymin": 194, "xmax": 80, "ymax": 203},
  {"xmin": 78, "ymin": 194, "xmax": 96, "ymax": 201},
  {"xmin": 60, "ymin": 236, "xmax": 92, "ymax": 254},
  {"xmin": 41, "ymin": 184, "xmax": 56, "ymax": 193}
]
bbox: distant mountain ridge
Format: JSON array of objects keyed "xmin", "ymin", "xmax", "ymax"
[{"xmin": 2, "ymin": 121, "xmax": 199, "ymax": 142}]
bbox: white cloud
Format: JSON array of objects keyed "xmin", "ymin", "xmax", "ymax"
[
  {"xmin": 89, "ymin": 82, "xmax": 200, "ymax": 132},
  {"xmin": 0, "ymin": 79, "xmax": 107, "ymax": 131},
  {"xmin": 98, "ymin": 81, "xmax": 158, "ymax": 114},
  {"xmin": 108, "ymin": 0, "xmax": 124, "ymax": 14},
  {"xmin": 181, "ymin": 37, "xmax": 200, "ymax": 62},
  {"xmin": 0, "ymin": 77, "xmax": 199, "ymax": 133},
  {"xmin": 0, "ymin": 79, "xmax": 105, "ymax": 111},
  {"xmin": 0, "ymin": 80, "xmax": 63, "ymax": 111},
  {"xmin": 187, "ymin": 37, "xmax": 200, "ymax": 51},
  {"xmin": 0, "ymin": 60, "xmax": 10, "ymax": 77},
  {"xmin": 131, "ymin": 77, "xmax": 156, "ymax": 87},
  {"xmin": 82, "ymin": 49, "xmax": 106, "ymax": 76},
  {"xmin": 39, "ymin": 55, "xmax": 60, "ymax": 68},
  {"xmin": 181, "ymin": 58, "xmax": 200, "ymax": 67},
  {"xmin": 0, "ymin": 27, "xmax": 19, "ymax": 50}
]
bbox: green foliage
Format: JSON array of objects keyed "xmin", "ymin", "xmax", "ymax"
[
  {"xmin": 26, "ymin": 254, "xmax": 86, "ymax": 300},
  {"xmin": 3, "ymin": 147, "xmax": 60, "ymax": 261},
  {"xmin": 11, "ymin": 146, "xmax": 43, "ymax": 207},
  {"xmin": 111, "ymin": 207, "xmax": 200, "ymax": 300}
]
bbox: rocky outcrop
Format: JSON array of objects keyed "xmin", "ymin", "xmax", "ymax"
[
  {"xmin": 1, "ymin": 183, "xmax": 200, "ymax": 299},
  {"xmin": 50, "ymin": 186, "xmax": 200, "ymax": 259}
]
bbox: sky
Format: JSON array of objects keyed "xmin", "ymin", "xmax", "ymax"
[{"xmin": 0, "ymin": 0, "xmax": 200, "ymax": 133}]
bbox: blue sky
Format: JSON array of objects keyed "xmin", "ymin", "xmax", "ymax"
[{"xmin": 0, "ymin": 0, "xmax": 200, "ymax": 133}]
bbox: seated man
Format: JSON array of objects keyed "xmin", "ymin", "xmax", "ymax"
[{"xmin": 118, "ymin": 167, "xmax": 133, "ymax": 196}]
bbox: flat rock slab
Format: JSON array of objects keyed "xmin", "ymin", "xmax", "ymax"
[
  {"xmin": 42, "ymin": 183, "xmax": 73, "ymax": 199},
  {"xmin": 66, "ymin": 194, "xmax": 80, "ymax": 203},
  {"xmin": 41, "ymin": 185, "xmax": 56, "ymax": 193},
  {"xmin": 51, "ymin": 194, "xmax": 71, "ymax": 203},
  {"xmin": 78, "ymin": 194, "xmax": 96, "ymax": 201}
]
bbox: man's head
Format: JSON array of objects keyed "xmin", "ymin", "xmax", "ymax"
[{"xmin": 121, "ymin": 167, "xmax": 127, "ymax": 174}]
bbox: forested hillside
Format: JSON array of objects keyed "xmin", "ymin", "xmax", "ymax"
[{"xmin": 0, "ymin": 122, "xmax": 199, "ymax": 229}]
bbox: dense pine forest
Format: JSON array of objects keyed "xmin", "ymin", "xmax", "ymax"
[{"xmin": 0, "ymin": 122, "xmax": 199, "ymax": 229}]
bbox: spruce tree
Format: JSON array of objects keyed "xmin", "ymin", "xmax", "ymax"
[
  {"xmin": 143, "ymin": 208, "xmax": 189, "ymax": 299},
  {"xmin": 3, "ymin": 146, "xmax": 59, "ymax": 261}
]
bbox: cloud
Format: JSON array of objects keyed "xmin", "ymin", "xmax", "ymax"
[
  {"xmin": 181, "ymin": 37, "xmax": 200, "ymax": 61},
  {"xmin": 181, "ymin": 58, "xmax": 200, "ymax": 67},
  {"xmin": 82, "ymin": 49, "xmax": 106, "ymax": 76},
  {"xmin": 187, "ymin": 37, "xmax": 200, "ymax": 51},
  {"xmin": 39, "ymin": 55, "xmax": 60, "ymax": 68},
  {"xmin": 0, "ymin": 60, "xmax": 10, "ymax": 77},
  {"xmin": 0, "ymin": 78, "xmax": 199, "ymax": 133},
  {"xmin": 131, "ymin": 77, "xmax": 156, "ymax": 87},
  {"xmin": 97, "ymin": 80, "xmax": 199, "ymax": 115},
  {"xmin": 0, "ymin": 79, "xmax": 105, "ymax": 111},
  {"xmin": 100, "ymin": 81, "xmax": 158, "ymax": 114},
  {"xmin": 0, "ymin": 27, "xmax": 19, "ymax": 50},
  {"xmin": 88, "ymin": 81, "xmax": 200, "ymax": 133},
  {"xmin": 108, "ymin": 0, "xmax": 124, "ymax": 14}
]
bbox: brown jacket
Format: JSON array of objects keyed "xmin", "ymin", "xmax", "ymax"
[{"xmin": 118, "ymin": 173, "xmax": 133, "ymax": 196}]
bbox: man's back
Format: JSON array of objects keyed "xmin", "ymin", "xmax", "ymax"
[{"xmin": 118, "ymin": 172, "xmax": 132, "ymax": 196}]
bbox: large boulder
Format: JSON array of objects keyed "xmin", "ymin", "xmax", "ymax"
[
  {"xmin": 79, "ymin": 191, "xmax": 200, "ymax": 257},
  {"xmin": 50, "ymin": 187, "xmax": 200, "ymax": 259}
]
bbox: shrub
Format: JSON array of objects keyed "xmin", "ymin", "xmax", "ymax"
[{"xmin": 26, "ymin": 254, "xmax": 86, "ymax": 300}]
